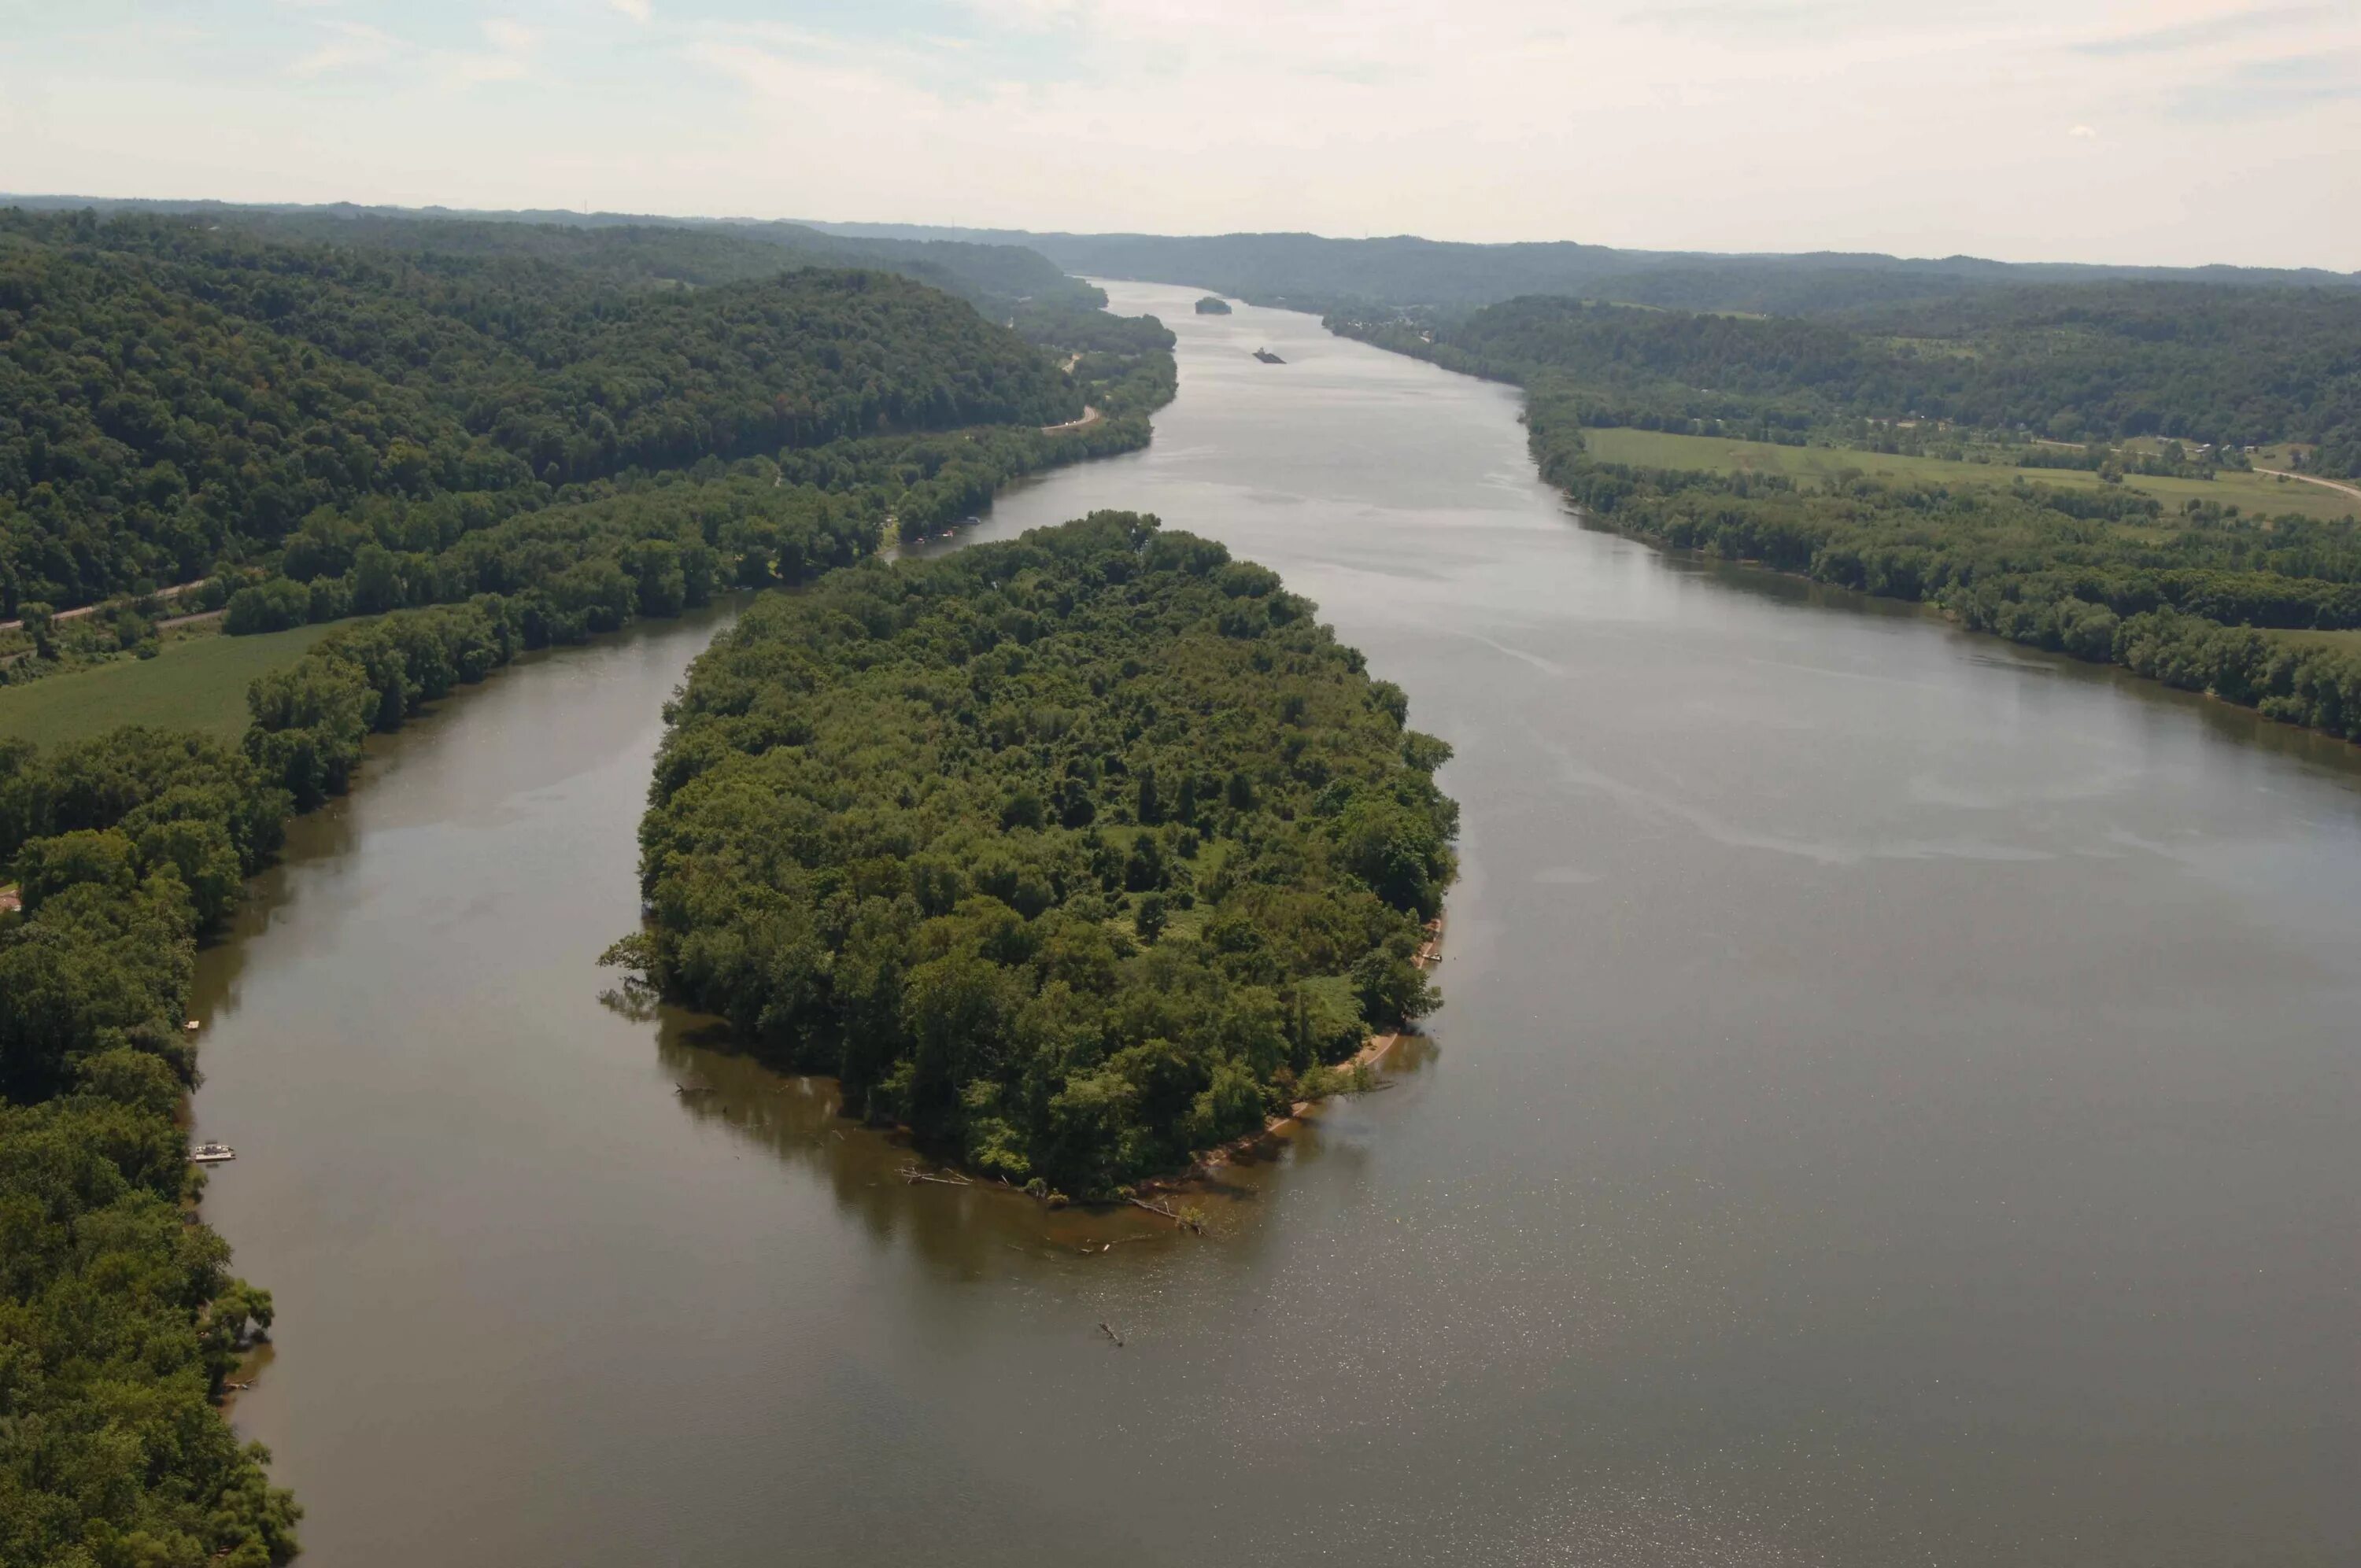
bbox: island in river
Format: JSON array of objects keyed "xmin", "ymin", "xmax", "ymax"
[
  {"xmin": 621, "ymin": 512, "xmax": 1456, "ymax": 1198},
  {"xmin": 1195, "ymin": 295, "xmax": 1233, "ymax": 314},
  {"xmin": 178, "ymin": 278, "xmax": 2361, "ymax": 1568},
  {"xmin": 1254, "ymin": 347, "xmax": 1286, "ymax": 363}
]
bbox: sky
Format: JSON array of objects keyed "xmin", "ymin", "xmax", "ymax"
[{"xmin": 1, "ymin": 0, "xmax": 2355, "ymax": 269}]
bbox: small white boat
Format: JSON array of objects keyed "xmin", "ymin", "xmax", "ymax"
[{"xmin": 190, "ymin": 1142, "xmax": 236, "ymax": 1164}]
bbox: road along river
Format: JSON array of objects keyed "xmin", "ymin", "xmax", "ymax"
[{"xmin": 194, "ymin": 282, "xmax": 2359, "ymax": 1566}]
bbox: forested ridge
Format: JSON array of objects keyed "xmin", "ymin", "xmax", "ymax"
[
  {"xmin": 7, "ymin": 201, "xmax": 1106, "ymax": 314},
  {"xmin": 0, "ymin": 210, "xmax": 1174, "ymax": 633},
  {"xmin": 1334, "ymin": 288, "xmax": 2361, "ymax": 471},
  {"xmin": 621, "ymin": 514, "xmax": 1456, "ymax": 1196},
  {"xmin": 797, "ymin": 220, "xmax": 2361, "ymax": 317}
]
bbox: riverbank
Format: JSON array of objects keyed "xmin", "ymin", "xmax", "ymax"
[
  {"xmin": 1157, "ymin": 916, "xmax": 1447, "ymax": 1189},
  {"xmin": 154, "ymin": 275, "xmax": 2361, "ymax": 1568},
  {"xmin": 896, "ymin": 914, "xmax": 1450, "ymax": 1212},
  {"xmin": 1326, "ymin": 319, "xmax": 2361, "ymax": 753},
  {"xmin": 0, "ymin": 401, "xmax": 1173, "ymax": 1566}
]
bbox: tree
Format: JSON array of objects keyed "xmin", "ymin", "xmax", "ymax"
[
  {"xmin": 1133, "ymin": 891, "xmax": 1169, "ymax": 943},
  {"xmin": 20, "ymin": 600, "xmax": 56, "ymax": 659}
]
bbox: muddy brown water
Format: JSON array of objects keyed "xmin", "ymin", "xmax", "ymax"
[{"xmin": 193, "ymin": 282, "xmax": 2359, "ymax": 1566}]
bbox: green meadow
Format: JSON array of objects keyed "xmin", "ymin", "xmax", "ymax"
[
  {"xmin": 1580, "ymin": 427, "xmax": 2361, "ymax": 525},
  {"xmin": 0, "ymin": 622, "xmax": 339, "ymax": 749}
]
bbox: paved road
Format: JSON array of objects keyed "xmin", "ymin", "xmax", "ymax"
[{"xmin": 1040, "ymin": 404, "xmax": 1102, "ymax": 434}]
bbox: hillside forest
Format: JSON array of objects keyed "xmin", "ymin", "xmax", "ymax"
[
  {"xmin": 0, "ymin": 207, "xmax": 1182, "ymax": 1567},
  {"xmin": 0, "ymin": 209, "xmax": 1176, "ymax": 659}
]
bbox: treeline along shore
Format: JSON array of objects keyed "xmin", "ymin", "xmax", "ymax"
[
  {"xmin": 1331, "ymin": 283, "xmax": 2361, "ymax": 746},
  {"xmin": 0, "ymin": 207, "xmax": 1180, "ymax": 1566}
]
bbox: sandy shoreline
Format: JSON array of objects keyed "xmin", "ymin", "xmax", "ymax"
[
  {"xmin": 1149, "ymin": 913, "xmax": 1447, "ymax": 1190},
  {"xmin": 882, "ymin": 913, "xmax": 1448, "ymax": 1212}
]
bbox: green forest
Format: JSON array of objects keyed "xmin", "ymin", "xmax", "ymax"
[
  {"xmin": 1332, "ymin": 288, "xmax": 2361, "ymax": 474},
  {"xmin": 0, "ymin": 206, "xmax": 1186, "ymax": 1567},
  {"xmin": 619, "ymin": 514, "xmax": 1456, "ymax": 1197},
  {"xmin": 801, "ymin": 220, "xmax": 2360, "ymax": 318},
  {"xmin": 0, "ymin": 210, "xmax": 1175, "ymax": 645}
]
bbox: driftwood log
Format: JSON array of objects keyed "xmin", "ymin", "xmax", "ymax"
[
  {"xmin": 1127, "ymin": 1196, "xmax": 1206, "ymax": 1234},
  {"xmin": 901, "ymin": 1165, "xmax": 974, "ymax": 1187}
]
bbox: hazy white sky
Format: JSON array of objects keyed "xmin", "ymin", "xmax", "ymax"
[{"xmin": 2, "ymin": 0, "xmax": 2355, "ymax": 267}]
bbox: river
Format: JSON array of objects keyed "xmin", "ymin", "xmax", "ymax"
[{"xmin": 193, "ymin": 282, "xmax": 2359, "ymax": 1566}]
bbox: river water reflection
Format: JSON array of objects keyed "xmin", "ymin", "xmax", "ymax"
[{"xmin": 194, "ymin": 282, "xmax": 2359, "ymax": 1566}]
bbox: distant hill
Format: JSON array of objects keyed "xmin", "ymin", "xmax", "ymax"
[
  {"xmin": 792, "ymin": 221, "xmax": 2361, "ymax": 316},
  {"xmin": 21, "ymin": 198, "xmax": 2348, "ymax": 317},
  {"xmin": 0, "ymin": 195, "xmax": 1099, "ymax": 314}
]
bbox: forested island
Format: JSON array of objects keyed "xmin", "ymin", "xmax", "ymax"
[
  {"xmin": 1195, "ymin": 296, "xmax": 1232, "ymax": 315},
  {"xmin": 615, "ymin": 513, "xmax": 1456, "ymax": 1197},
  {"xmin": 1332, "ymin": 287, "xmax": 2361, "ymax": 742},
  {"xmin": 0, "ymin": 207, "xmax": 1184, "ymax": 1566}
]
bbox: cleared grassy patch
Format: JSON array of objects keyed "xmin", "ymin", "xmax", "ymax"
[
  {"xmin": 1580, "ymin": 427, "xmax": 2361, "ymax": 525},
  {"xmin": 2263, "ymin": 628, "xmax": 2361, "ymax": 652},
  {"xmin": 0, "ymin": 622, "xmax": 339, "ymax": 750}
]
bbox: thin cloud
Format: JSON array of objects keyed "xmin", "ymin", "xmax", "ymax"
[
  {"xmin": 440, "ymin": 18, "xmax": 538, "ymax": 87},
  {"xmin": 610, "ymin": 0, "xmax": 652, "ymax": 21},
  {"xmin": 290, "ymin": 20, "xmax": 397, "ymax": 78},
  {"xmin": 2069, "ymin": 124, "xmax": 2097, "ymax": 137},
  {"xmin": 2071, "ymin": 4, "xmax": 2321, "ymax": 57},
  {"xmin": 1632, "ymin": 0, "xmax": 1888, "ymax": 32},
  {"xmin": 2167, "ymin": 51, "xmax": 2361, "ymax": 120}
]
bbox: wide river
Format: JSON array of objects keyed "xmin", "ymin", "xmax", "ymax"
[{"xmin": 195, "ymin": 282, "xmax": 2358, "ymax": 1566}]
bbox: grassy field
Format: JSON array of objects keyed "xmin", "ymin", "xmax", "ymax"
[
  {"xmin": 0, "ymin": 623, "xmax": 338, "ymax": 750},
  {"xmin": 1580, "ymin": 428, "xmax": 2361, "ymax": 525},
  {"xmin": 2264, "ymin": 628, "xmax": 2361, "ymax": 652}
]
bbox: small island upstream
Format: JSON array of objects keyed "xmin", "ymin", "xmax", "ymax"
[
  {"xmin": 619, "ymin": 512, "xmax": 1457, "ymax": 1199},
  {"xmin": 1254, "ymin": 347, "xmax": 1286, "ymax": 363},
  {"xmin": 1195, "ymin": 295, "xmax": 1232, "ymax": 315}
]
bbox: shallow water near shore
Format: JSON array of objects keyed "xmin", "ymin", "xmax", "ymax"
[{"xmin": 194, "ymin": 282, "xmax": 2359, "ymax": 1566}]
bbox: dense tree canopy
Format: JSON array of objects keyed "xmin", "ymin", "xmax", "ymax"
[
  {"xmin": 0, "ymin": 724, "xmax": 299, "ymax": 1567},
  {"xmin": 1336, "ymin": 288, "xmax": 2361, "ymax": 470},
  {"xmin": 203, "ymin": 210, "xmax": 1103, "ymax": 312},
  {"xmin": 1520, "ymin": 387, "xmax": 2361, "ymax": 740},
  {"xmin": 0, "ymin": 209, "xmax": 1163, "ymax": 619},
  {"xmin": 626, "ymin": 513, "xmax": 1457, "ymax": 1195},
  {"xmin": 912, "ymin": 223, "xmax": 2361, "ymax": 316}
]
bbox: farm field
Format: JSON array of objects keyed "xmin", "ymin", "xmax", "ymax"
[
  {"xmin": 0, "ymin": 622, "xmax": 338, "ymax": 748},
  {"xmin": 1581, "ymin": 427, "xmax": 2361, "ymax": 524}
]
